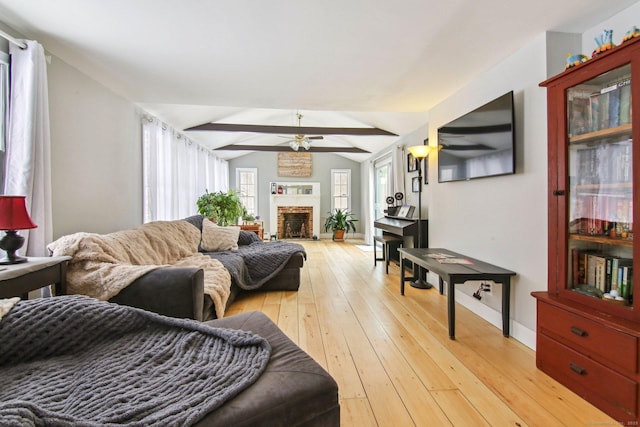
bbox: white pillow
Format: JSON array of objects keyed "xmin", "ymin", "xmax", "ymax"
[{"xmin": 201, "ymin": 218, "xmax": 240, "ymax": 252}]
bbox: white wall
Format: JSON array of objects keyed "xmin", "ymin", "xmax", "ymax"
[
  {"xmin": 396, "ymin": 1, "xmax": 640, "ymax": 349},
  {"xmin": 47, "ymin": 56, "xmax": 142, "ymax": 237},
  {"xmin": 582, "ymin": 2, "xmax": 640, "ymax": 52},
  {"xmin": 426, "ymin": 33, "xmax": 550, "ymax": 348}
]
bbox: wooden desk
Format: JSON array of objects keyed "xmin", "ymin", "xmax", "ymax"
[
  {"xmin": 398, "ymin": 248, "xmax": 516, "ymax": 339},
  {"xmin": 0, "ymin": 256, "xmax": 72, "ymax": 299}
]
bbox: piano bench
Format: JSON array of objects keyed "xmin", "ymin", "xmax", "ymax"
[{"xmin": 374, "ymin": 235, "xmax": 403, "ymax": 274}]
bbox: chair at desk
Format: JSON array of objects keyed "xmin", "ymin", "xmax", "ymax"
[{"xmin": 373, "ymin": 235, "xmax": 403, "ymax": 274}]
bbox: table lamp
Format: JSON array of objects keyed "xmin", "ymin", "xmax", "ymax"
[
  {"xmin": 407, "ymin": 144, "xmax": 431, "ymax": 289},
  {"xmin": 0, "ymin": 195, "xmax": 37, "ymax": 265}
]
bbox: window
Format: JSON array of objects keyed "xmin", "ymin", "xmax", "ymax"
[
  {"xmin": 373, "ymin": 155, "xmax": 392, "ymax": 221},
  {"xmin": 0, "ymin": 51, "xmax": 8, "ymax": 190},
  {"xmin": 236, "ymin": 168, "xmax": 257, "ymax": 216},
  {"xmin": 331, "ymin": 169, "xmax": 351, "ymax": 211}
]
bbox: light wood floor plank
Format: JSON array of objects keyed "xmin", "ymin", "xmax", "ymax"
[
  {"xmin": 339, "ymin": 398, "xmax": 377, "ymax": 427},
  {"xmin": 225, "ymin": 240, "xmax": 617, "ymax": 426}
]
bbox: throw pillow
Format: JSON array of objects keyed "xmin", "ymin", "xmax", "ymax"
[{"xmin": 201, "ymin": 218, "xmax": 240, "ymax": 251}]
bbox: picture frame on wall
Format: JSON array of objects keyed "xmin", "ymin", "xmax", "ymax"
[
  {"xmin": 423, "ymin": 138, "xmax": 429, "ymax": 185},
  {"xmin": 412, "ymin": 176, "xmax": 420, "ymax": 192},
  {"xmin": 407, "ymin": 153, "xmax": 418, "ymax": 172}
]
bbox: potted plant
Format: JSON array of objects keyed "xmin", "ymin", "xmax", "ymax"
[
  {"xmin": 323, "ymin": 209, "xmax": 358, "ymax": 241},
  {"xmin": 196, "ymin": 190, "xmax": 243, "ymax": 226}
]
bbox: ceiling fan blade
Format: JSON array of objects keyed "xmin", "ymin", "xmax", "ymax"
[
  {"xmin": 307, "ymin": 136, "xmax": 324, "ymax": 140},
  {"xmin": 440, "ymin": 143, "xmax": 496, "ymax": 151},
  {"xmin": 215, "ymin": 144, "xmax": 370, "ymax": 153},
  {"xmin": 184, "ymin": 122, "xmax": 397, "ymax": 136}
]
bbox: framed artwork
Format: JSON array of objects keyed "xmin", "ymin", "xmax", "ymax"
[
  {"xmin": 423, "ymin": 138, "xmax": 429, "ymax": 184},
  {"xmin": 412, "ymin": 176, "xmax": 420, "ymax": 192},
  {"xmin": 278, "ymin": 152, "xmax": 312, "ymax": 177},
  {"xmin": 407, "ymin": 153, "xmax": 418, "ymax": 172}
]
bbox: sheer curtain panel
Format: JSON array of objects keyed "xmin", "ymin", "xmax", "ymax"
[
  {"xmin": 4, "ymin": 40, "xmax": 52, "ymax": 257},
  {"xmin": 142, "ymin": 117, "xmax": 228, "ymax": 222}
]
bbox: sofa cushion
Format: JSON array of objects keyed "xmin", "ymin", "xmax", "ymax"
[
  {"xmin": 197, "ymin": 311, "xmax": 339, "ymax": 426},
  {"xmin": 238, "ymin": 229, "xmax": 263, "ymax": 245},
  {"xmin": 201, "ymin": 219, "xmax": 240, "ymax": 252}
]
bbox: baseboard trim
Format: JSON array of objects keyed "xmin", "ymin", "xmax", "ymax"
[{"xmin": 455, "ymin": 291, "xmax": 536, "ymax": 350}]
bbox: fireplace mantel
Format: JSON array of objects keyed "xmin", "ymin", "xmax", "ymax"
[{"xmin": 269, "ymin": 183, "xmax": 320, "ymax": 239}]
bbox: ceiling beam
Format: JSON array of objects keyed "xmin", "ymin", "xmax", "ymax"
[
  {"xmin": 184, "ymin": 122, "xmax": 397, "ymax": 136},
  {"xmin": 215, "ymin": 144, "xmax": 370, "ymax": 153}
]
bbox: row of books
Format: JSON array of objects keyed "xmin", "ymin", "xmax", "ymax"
[
  {"xmin": 568, "ymin": 76, "xmax": 632, "ymax": 137},
  {"xmin": 571, "ymin": 249, "xmax": 634, "ymax": 299},
  {"xmin": 574, "ymin": 139, "xmax": 632, "ymax": 185}
]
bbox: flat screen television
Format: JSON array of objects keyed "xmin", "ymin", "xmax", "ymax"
[{"xmin": 437, "ymin": 91, "xmax": 515, "ymax": 182}]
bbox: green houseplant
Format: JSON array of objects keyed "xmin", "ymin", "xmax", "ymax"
[
  {"xmin": 323, "ymin": 209, "xmax": 358, "ymax": 241},
  {"xmin": 196, "ymin": 190, "xmax": 243, "ymax": 226}
]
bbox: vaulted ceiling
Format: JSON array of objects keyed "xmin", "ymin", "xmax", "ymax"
[{"xmin": 0, "ymin": 0, "xmax": 636, "ymax": 161}]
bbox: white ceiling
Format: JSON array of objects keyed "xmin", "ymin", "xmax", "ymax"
[{"xmin": 0, "ymin": 0, "xmax": 637, "ymax": 161}]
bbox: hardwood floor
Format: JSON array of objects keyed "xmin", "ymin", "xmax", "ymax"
[{"xmin": 226, "ymin": 240, "xmax": 617, "ymax": 426}]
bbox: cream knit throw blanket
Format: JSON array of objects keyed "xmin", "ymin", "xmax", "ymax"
[{"xmin": 47, "ymin": 220, "xmax": 231, "ymax": 318}]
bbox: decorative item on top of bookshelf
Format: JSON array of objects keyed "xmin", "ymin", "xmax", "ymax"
[
  {"xmin": 622, "ymin": 26, "xmax": 640, "ymax": 43},
  {"xmin": 592, "ymin": 29, "xmax": 615, "ymax": 56},
  {"xmin": 565, "ymin": 53, "xmax": 589, "ymax": 69}
]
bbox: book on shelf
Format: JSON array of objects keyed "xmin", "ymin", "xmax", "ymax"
[
  {"xmin": 568, "ymin": 89, "xmax": 592, "ymax": 137},
  {"xmin": 574, "ymin": 138, "xmax": 631, "ymax": 187},
  {"xmin": 618, "ymin": 78, "xmax": 632, "ymax": 125},
  {"xmin": 573, "ymin": 77, "xmax": 631, "ymax": 134},
  {"xmin": 571, "ymin": 249, "xmax": 633, "ymax": 298}
]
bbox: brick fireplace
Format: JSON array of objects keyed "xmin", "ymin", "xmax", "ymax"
[
  {"xmin": 278, "ymin": 207, "xmax": 313, "ymax": 239},
  {"xmin": 269, "ymin": 182, "xmax": 321, "ymax": 239}
]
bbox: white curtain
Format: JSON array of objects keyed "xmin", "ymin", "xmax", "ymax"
[
  {"xmin": 363, "ymin": 161, "xmax": 374, "ymax": 245},
  {"xmin": 4, "ymin": 40, "xmax": 52, "ymax": 257},
  {"xmin": 392, "ymin": 144, "xmax": 406, "ymax": 197},
  {"xmin": 142, "ymin": 116, "xmax": 228, "ymax": 222}
]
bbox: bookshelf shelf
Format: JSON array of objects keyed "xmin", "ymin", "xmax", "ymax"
[
  {"xmin": 534, "ymin": 36, "xmax": 640, "ymax": 424},
  {"xmin": 569, "ymin": 233, "xmax": 633, "ymax": 247},
  {"xmin": 569, "ymin": 123, "xmax": 632, "ymax": 144}
]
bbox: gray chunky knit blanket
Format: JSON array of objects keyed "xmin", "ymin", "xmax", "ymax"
[
  {"xmin": 209, "ymin": 241, "xmax": 306, "ymax": 291},
  {"xmin": 0, "ymin": 296, "xmax": 271, "ymax": 426}
]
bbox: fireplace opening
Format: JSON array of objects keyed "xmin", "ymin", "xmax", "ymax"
[{"xmin": 277, "ymin": 207, "xmax": 313, "ymax": 239}]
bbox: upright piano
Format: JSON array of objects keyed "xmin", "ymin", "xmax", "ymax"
[{"xmin": 373, "ymin": 216, "xmax": 428, "ymax": 264}]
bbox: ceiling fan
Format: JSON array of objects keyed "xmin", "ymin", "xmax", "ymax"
[{"xmin": 281, "ymin": 113, "xmax": 323, "ymax": 151}]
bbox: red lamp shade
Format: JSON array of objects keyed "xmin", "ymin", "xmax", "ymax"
[{"xmin": 0, "ymin": 196, "xmax": 37, "ymax": 231}]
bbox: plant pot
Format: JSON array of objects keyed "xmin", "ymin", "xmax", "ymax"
[{"xmin": 333, "ymin": 229, "xmax": 345, "ymax": 242}]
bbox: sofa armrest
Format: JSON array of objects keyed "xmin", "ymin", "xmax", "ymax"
[{"xmin": 109, "ymin": 267, "xmax": 205, "ymax": 321}]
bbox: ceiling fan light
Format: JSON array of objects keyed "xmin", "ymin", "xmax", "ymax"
[
  {"xmin": 301, "ymin": 140, "xmax": 310, "ymax": 150},
  {"xmin": 289, "ymin": 141, "xmax": 299, "ymax": 151}
]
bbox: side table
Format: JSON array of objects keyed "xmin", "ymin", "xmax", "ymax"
[{"xmin": 0, "ymin": 256, "xmax": 72, "ymax": 299}]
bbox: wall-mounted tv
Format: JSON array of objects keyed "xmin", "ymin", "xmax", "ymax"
[{"xmin": 437, "ymin": 91, "xmax": 515, "ymax": 182}]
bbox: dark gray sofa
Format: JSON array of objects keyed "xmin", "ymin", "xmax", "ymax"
[
  {"xmin": 110, "ymin": 215, "xmax": 306, "ymax": 321},
  {"xmin": 196, "ymin": 311, "xmax": 340, "ymax": 426}
]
